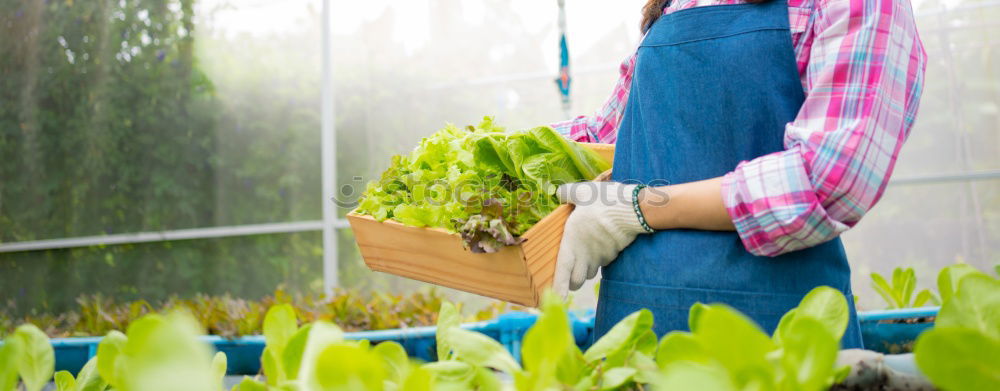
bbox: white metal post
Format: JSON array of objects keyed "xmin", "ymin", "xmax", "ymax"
[{"xmin": 320, "ymin": 0, "xmax": 339, "ymax": 294}]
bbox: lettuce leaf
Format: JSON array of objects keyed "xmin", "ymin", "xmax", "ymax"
[{"xmin": 355, "ymin": 117, "xmax": 609, "ymax": 252}]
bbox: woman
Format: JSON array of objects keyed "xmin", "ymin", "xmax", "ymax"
[{"xmin": 552, "ymin": 0, "xmax": 926, "ymax": 347}]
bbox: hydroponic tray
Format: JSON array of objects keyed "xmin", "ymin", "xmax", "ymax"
[
  {"xmin": 46, "ymin": 310, "xmax": 596, "ymax": 376},
  {"xmin": 41, "ymin": 307, "xmax": 939, "ymax": 376},
  {"xmin": 857, "ymin": 306, "xmax": 939, "ymax": 354}
]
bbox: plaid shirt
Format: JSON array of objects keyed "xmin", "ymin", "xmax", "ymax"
[{"xmin": 553, "ymin": 0, "xmax": 926, "ymax": 256}]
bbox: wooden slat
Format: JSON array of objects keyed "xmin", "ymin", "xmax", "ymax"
[
  {"xmin": 522, "ymin": 226, "xmax": 564, "ymax": 265},
  {"xmin": 367, "ymin": 261, "xmax": 534, "ymax": 305},
  {"xmin": 522, "ymin": 210, "xmax": 568, "ymax": 266},
  {"xmin": 348, "ymin": 213, "xmax": 536, "ymax": 305},
  {"xmin": 519, "ymin": 204, "xmax": 573, "ymax": 302},
  {"xmin": 360, "ymin": 250, "xmax": 530, "ymax": 288}
]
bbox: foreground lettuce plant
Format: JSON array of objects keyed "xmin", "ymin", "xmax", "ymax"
[
  {"xmin": 95, "ymin": 310, "xmax": 228, "ymax": 391},
  {"xmin": 0, "ymin": 311, "xmax": 227, "ymax": 391},
  {"xmin": 653, "ymin": 287, "xmax": 850, "ymax": 391},
  {"xmin": 428, "ymin": 288, "xmax": 852, "ymax": 391},
  {"xmin": 52, "ymin": 356, "xmax": 106, "ymax": 391},
  {"xmin": 914, "ymin": 265, "xmax": 1000, "ymax": 390},
  {"xmin": 0, "ymin": 324, "xmax": 54, "ymax": 391},
  {"xmin": 428, "ymin": 293, "xmax": 659, "ymax": 390},
  {"xmin": 238, "ymin": 303, "xmax": 433, "ymax": 391},
  {"xmin": 935, "ymin": 263, "xmax": 980, "ymax": 304}
]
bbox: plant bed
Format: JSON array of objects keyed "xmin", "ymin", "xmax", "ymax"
[
  {"xmin": 43, "ymin": 310, "xmax": 595, "ymax": 376},
  {"xmin": 46, "ymin": 305, "xmax": 945, "ymax": 376},
  {"xmin": 5, "ymin": 286, "xmax": 890, "ymax": 391},
  {"xmin": 34, "ymin": 297, "xmax": 945, "ymax": 375},
  {"xmin": 6, "ymin": 269, "xmax": 997, "ymax": 390},
  {"xmin": 1, "ymin": 288, "xmax": 509, "ymax": 340},
  {"xmin": 857, "ymin": 307, "xmax": 938, "ymax": 354},
  {"xmin": 1, "ymin": 288, "xmax": 511, "ymax": 377}
]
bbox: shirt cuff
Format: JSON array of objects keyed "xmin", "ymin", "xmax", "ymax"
[{"xmin": 721, "ymin": 149, "xmax": 850, "ymax": 257}]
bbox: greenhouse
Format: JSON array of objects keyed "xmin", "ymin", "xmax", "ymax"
[{"xmin": 1, "ymin": 0, "xmax": 998, "ymax": 390}]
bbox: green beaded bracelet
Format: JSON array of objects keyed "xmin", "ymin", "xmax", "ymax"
[{"xmin": 632, "ymin": 184, "xmax": 655, "ymax": 233}]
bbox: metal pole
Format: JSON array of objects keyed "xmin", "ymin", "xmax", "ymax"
[
  {"xmin": 0, "ymin": 220, "xmax": 327, "ymax": 253},
  {"xmin": 557, "ymin": 0, "xmax": 572, "ymax": 119},
  {"xmin": 321, "ymin": 0, "xmax": 339, "ymax": 294}
]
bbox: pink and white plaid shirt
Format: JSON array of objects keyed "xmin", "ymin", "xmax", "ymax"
[{"xmin": 554, "ymin": 0, "xmax": 926, "ymax": 257}]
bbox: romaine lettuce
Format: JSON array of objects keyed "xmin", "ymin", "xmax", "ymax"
[{"xmin": 355, "ymin": 117, "xmax": 609, "ymax": 253}]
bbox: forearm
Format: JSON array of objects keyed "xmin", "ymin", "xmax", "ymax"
[{"xmin": 638, "ymin": 177, "xmax": 735, "ymax": 231}]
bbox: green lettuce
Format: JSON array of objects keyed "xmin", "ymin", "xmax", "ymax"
[
  {"xmin": 915, "ymin": 268, "xmax": 1000, "ymax": 390},
  {"xmin": 355, "ymin": 117, "xmax": 609, "ymax": 252}
]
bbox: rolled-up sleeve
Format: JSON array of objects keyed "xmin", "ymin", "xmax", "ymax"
[{"xmin": 722, "ymin": 0, "xmax": 927, "ymax": 256}]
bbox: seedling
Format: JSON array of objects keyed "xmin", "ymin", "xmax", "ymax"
[{"xmin": 870, "ymin": 267, "xmax": 938, "ymax": 309}]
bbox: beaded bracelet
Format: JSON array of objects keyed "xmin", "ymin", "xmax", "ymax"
[{"xmin": 632, "ymin": 184, "xmax": 655, "ymax": 233}]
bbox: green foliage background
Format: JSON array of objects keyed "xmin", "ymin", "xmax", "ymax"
[
  {"xmin": 1, "ymin": 0, "xmax": 997, "ymax": 316},
  {"xmin": 0, "ymin": 0, "xmax": 575, "ymax": 315},
  {"xmin": 0, "ymin": 0, "xmax": 328, "ymax": 315}
]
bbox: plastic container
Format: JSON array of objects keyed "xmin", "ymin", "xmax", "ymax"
[
  {"xmin": 49, "ymin": 337, "xmax": 103, "ymax": 376},
  {"xmin": 44, "ymin": 310, "xmax": 595, "ymax": 376},
  {"xmin": 857, "ymin": 306, "xmax": 938, "ymax": 354}
]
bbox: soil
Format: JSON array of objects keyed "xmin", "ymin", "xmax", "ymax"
[{"xmin": 878, "ymin": 316, "xmax": 935, "ymax": 325}]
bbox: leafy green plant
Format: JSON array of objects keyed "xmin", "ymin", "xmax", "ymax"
[
  {"xmin": 95, "ymin": 310, "xmax": 228, "ymax": 391},
  {"xmin": 915, "ymin": 265, "xmax": 1000, "ymax": 390},
  {"xmin": 936, "ymin": 263, "xmax": 980, "ymax": 304},
  {"xmin": 0, "ymin": 336, "xmax": 19, "ymax": 391},
  {"xmin": 7, "ymin": 312, "xmax": 236, "ymax": 391},
  {"xmin": 518, "ymin": 293, "xmax": 658, "ymax": 390},
  {"xmin": 1, "ymin": 288, "xmax": 510, "ymax": 339},
  {"xmin": 426, "ymin": 301, "xmax": 514, "ymax": 390},
  {"xmin": 237, "ymin": 300, "xmax": 433, "ymax": 391},
  {"xmin": 1, "ymin": 286, "xmax": 859, "ymax": 391},
  {"xmin": 654, "ymin": 287, "xmax": 850, "ymax": 390},
  {"xmin": 422, "ymin": 287, "xmax": 852, "ymax": 391},
  {"xmin": 6, "ymin": 324, "xmax": 55, "ymax": 391},
  {"xmin": 423, "ymin": 292, "xmax": 659, "ymax": 390},
  {"xmin": 355, "ymin": 118, "xmax": 609, "ymax": 253},
  {"xmin": 204, "ymin": 286, "xmax": 860, "ymax": 390},
  {"xmin": 52, "ymin": 357, "xmax": 108, "ymax": 391},
  {"xmin": 870, "ymin": 267, "xmax": 937, "ymax": 309}
]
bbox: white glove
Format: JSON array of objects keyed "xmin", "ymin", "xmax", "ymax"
[{"xmin": 553, "ymin": 181, "xmax": 650, "ymax": 297}]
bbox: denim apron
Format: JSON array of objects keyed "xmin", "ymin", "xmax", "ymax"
[{"xmin": 601, "ymin": 0, "xmax": 864, "ymax": 348}]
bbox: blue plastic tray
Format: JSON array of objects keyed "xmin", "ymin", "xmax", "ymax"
[
  {"xmin": 34, "ymin": 306, "xmax": 935, "ymax": 375},
  {"xmin": 857, "ymin": 306, "xmax": 938, "ymax": 354},
  {"xmin": 41, "ymin": 310, "xmax": 595, "ymax": 376}
]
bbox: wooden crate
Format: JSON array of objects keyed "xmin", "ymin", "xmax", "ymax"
[{"xmin": 347, "ymin": 143, "xmax": 614, "ymax": 307}]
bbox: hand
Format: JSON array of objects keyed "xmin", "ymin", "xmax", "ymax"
[{"xmin": 553, "ymin": 180, "xmax": 649, "ymax": 297}]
